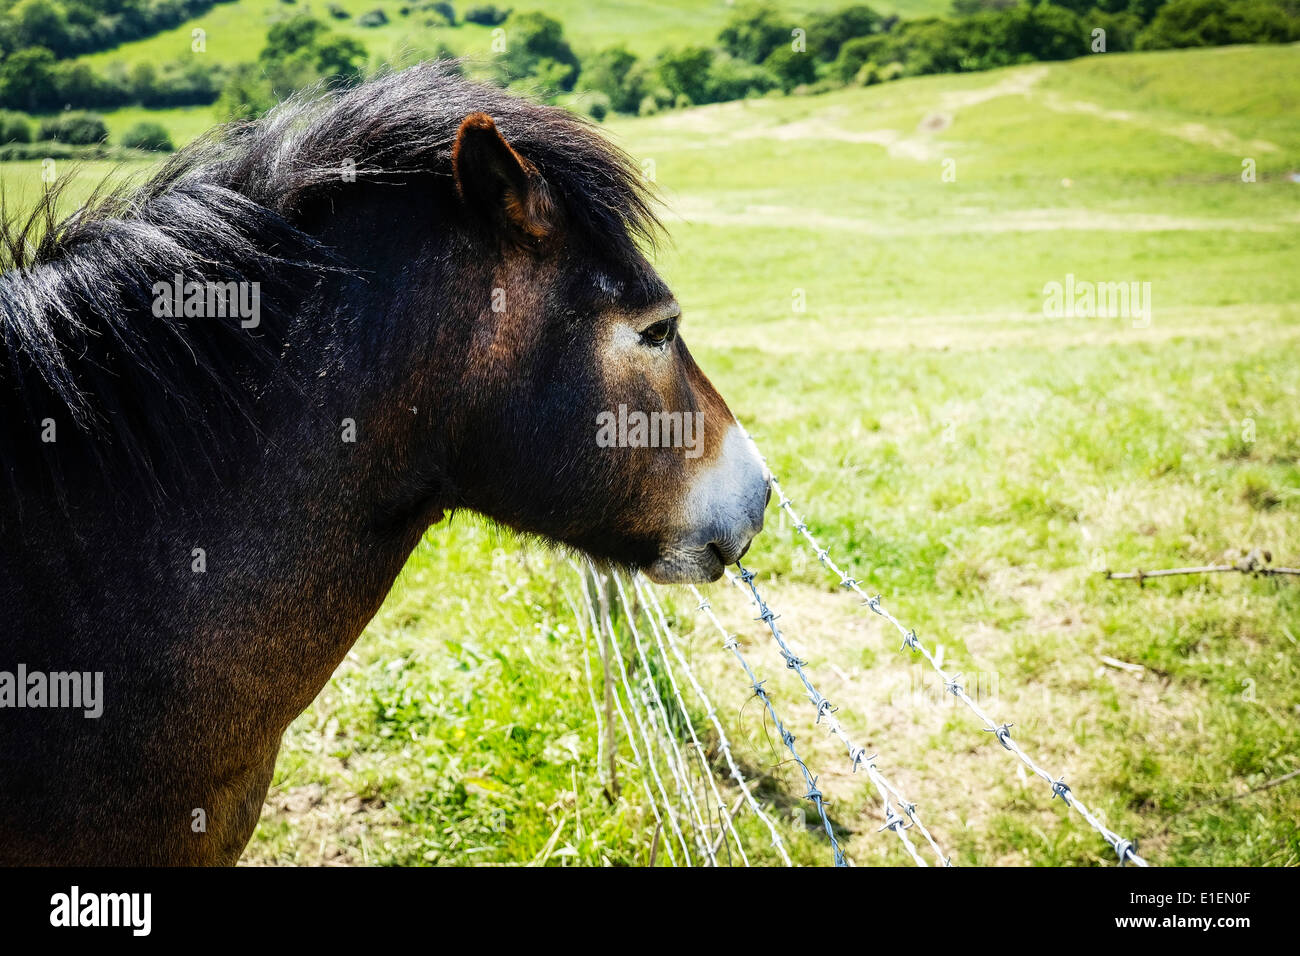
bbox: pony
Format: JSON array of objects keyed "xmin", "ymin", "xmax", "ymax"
[{"xmin": 0, "ymin": 64, "xmax": 768, "ymax": 864}]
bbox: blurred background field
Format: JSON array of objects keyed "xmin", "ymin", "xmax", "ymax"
[{"xmin": 3, "ymin": 3, "xmax": 1297, "ymax": 864}]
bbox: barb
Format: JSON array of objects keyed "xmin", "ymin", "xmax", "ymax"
[
  {"xmin": 737, "ymin": 422, "xmax": 1148, "ymax": 867},
  {"xmin": 637, "ymin": 576, "xmax": 794, "ymax": 865}
]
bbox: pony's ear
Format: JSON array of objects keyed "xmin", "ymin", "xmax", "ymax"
[{"xmin": 452, "ymin": 112, "xmax": 554, "ymax": 241}]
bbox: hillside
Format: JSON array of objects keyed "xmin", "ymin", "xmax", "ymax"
[
  {"xmin": 75, "ymin": 0, "xmax": 954, "ymax": 70},
  {"xmin": 3, "ymin": 43, "xmax": 1298, "ymax": 866}
]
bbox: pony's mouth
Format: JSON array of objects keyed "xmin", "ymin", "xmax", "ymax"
[
  {"xmin": 644, "ymin": 538, "xmax": 752, "ymax": 585},
  {"xmin": 644, "ymin": 547, "xmax": 724, "ymax": 584}
]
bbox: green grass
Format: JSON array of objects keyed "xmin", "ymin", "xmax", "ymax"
[
  {"xmin": 91, "ymin": 104, "xmax": 221, "ymax": 145},
  {"xmin": 5, "ymin": 43, "xmax": 1298, "ymax": 866}
]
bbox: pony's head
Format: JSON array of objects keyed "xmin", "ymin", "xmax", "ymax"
[
  {"xmin": 436, "ymin": 109, "xmax": 768, "ymax": 582},
  {"xmin": 0, "ymin": 66, "xmax": 768, "ymax": 582}
]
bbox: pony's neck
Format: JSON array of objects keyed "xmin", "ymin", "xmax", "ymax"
[{"xmin": 8, "ymin": 185, "xmax": 458, "ymax": 730}]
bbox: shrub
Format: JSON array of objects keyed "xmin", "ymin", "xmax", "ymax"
[
  {"xmin": 1136, "ymin": 0, "xmax": 1300, "ymax": 49},
  {"xmin": 854, "ymin": 61, "xmax": 881, "ymax": 85},
  {"xmin": 584, "ymin": 91, "xmax": 610, "ymax": 121},
  {"xmin": 0, "ymin": 111, "xmax": 32, "ymax": 143},
  {"xmin": 1089, "ymin": 10, "xmax": 1143, "ymax": 52},
  {"xmin": 834, "ymin": 34, "xmax": 888, "ymax": 83},
  {"xmin": 140, "ymin": 59, "xmax": 225, "ymax": 108},
  {"xmin": 121, "ymin": 120, "xmax": 174, "ymax": 151},
  {"xmin": 764, "ymin": 44, "xmax": 817, "ymax": 92},
  {"xmin": 0, "ymin": 141, "xmax": 113, "ymax": 160},
  {"xmin": 580, "ymin": 46, "xmax": 643, "ymax": 113},
  {"xmin": 37, "ymin": 111, "xmax": 108, "ymax": 145},
  {"xmin": 327, "ymin": 3, "xmax": 350, "ymax": 18},
  {"xmin": 807, "ymin": 4, "xmax": 882, "ymax": 60},
  {"xmin": 215, "ymin": 63, "xmax": 277, "ymax": 121},
  {"xmin": 496, "ymin": 12, "xmax": 581, "ymax": 91},
  {"xmin": 0, "ymin": 46, "xmax": 58, "ymax": 112},
  {"xmin": 315, "ymin": 34, "xmax": 368, "ymax": 83},
  {"xmin": 706, "ymin": 52, "xmax": 779, "ymax": 101},
  {"xmin": 464, "ymin": 4, "xmax": 509, "ymax": 25},
  {"xmin": 718, "ymin": 2, "xmax": 791, "ymax": 63},
  {"xmin": 656, "ymin": 46, "xmax": 713, "ymax": 104},
  {"xmin": 357, "ymin": 8, "xmax": 388, "ymax": 27}
]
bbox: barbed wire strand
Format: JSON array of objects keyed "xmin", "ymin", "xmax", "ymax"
[
  {"xmin": 609, "ymin": 570, "xmax": 723, "ymax": 865},
  {"xmin": 561, "ymin": 581, "xmax": 607, "ymax": 790},
  {"xmin": 727, "ymin": 565, "xmax": 937, "ymax": 867},
  {"xmin": 587, "ymin": 562, "xmax": 702, "ymax": 864},
  {"xmin": 573, "ymin": 561, "xmax": 681, "ymax": 866},
  {"xmin": 636, "ymin": 678, "xmax": 715, "ymax": 863},
  {"xmin": 636, "ymin": 573, "xmax": 797, "ymax": 865},
  {"xmin": 685, "ymin": 581, "xmax": 848, "ymax": 866},
  {"xmin": 737, "ymin": 421, "xmax": 1149, "ymax": 867},
  {"xmin": 721, "ymin": 567, "xmax": 950, "ymax": 866},
  {"xmin": 622, "ymin": 573, "xmax": 753, "ymax": 866}
]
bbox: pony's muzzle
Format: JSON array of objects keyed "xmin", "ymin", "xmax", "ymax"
[{"xmin": 645, "ymin": 424, "xmax": 769, "ymax": 583}]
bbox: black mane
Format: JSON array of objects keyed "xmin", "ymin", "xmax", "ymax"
[{"xmin": 0, "ymin": 63, "xmax": 660, "ymax": 511}]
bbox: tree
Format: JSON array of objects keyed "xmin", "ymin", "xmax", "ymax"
[
  {"xmin": 215, "ymin": 63, "xmax": 277, "ymax": 121},
  {"xmin": 1000, "ymin": 3, "xmax": 1087, "ymax": 61},
  {"xmin": 807, "ymin": 4, "xmax": 882, "ymax": 60},
  {"xmin": 253, "ymin": 15, "xmax": 369, "ymax": 99},
  {"xmin": 315, "ymin": 34, "xmax": 367, "ymax": 83},
  {"xmin": 499, "ymin": 11, "xmax": 580, "ymax": 91},
  {"xmin": 0, "ymin": 46, "xmax": 58, "ymax": 111},
  {"xmin": 53, "ymin": 60, "xmax": 125, "ymax": 108},
  {"xmin": 581, "ymin": 45, "xmax": 644, "ymax": 113},
  {"xmin": 13, "ymin": 0, "xmax": 72, "ymax": 57},
  {"xmin": 764, "ymin": 45, "xmax": 817, "ymax": 91},
  {"xmin": 465, "ymin": 4, "xmax": 510, "ymax": 25},
  {"xmin": 951, "ymin": 0, "xmax": 1020, "ymax": 14},
  {"xmin": 718, "ymin": 2, "xmax": 791, "ymax": 63},
  {"xmin": 656, "ymin": 46, "xmax": 713, "ymax": 105},
  {"xmin": 833, "ymin": 34, "xmax": 890, "ymax": 83},
  {"xmin": 261, "ymin": 13, "xmax": 329, "ymax": 62},
  {"xmin": 706, "ymin": 52, "xmax": 778, "ymax": 101},
  {"xmin": 1137, "ymin": 0, "xmax": 1300, "ymax": 48},
  {"xmin": 128, "ymin": 62, "xmax": 157, "ymax": 103}
]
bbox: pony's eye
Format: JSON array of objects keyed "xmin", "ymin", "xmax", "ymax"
[{"xmin": 640, "ymin": 319, "xmax": 676, "ymax": 348}]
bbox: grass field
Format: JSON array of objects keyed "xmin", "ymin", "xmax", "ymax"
[{"xmin": 5, "ymin": 42, "xmax": 1298, "ymax": 866}]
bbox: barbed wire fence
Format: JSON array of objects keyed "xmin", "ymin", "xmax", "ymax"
[{"xmin": 560, "ymin": 422, "xmax": 1149, "ymax": 867}]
